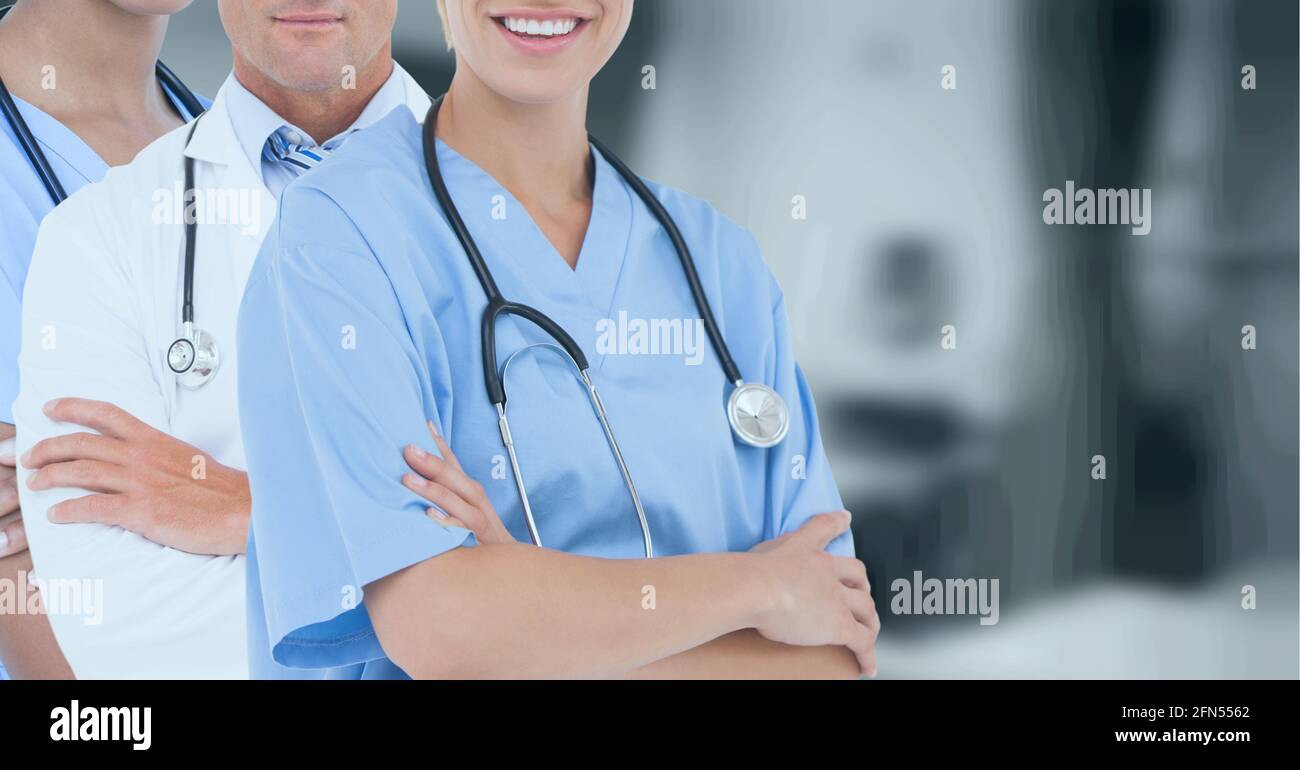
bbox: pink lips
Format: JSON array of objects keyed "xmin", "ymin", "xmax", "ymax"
[
  {"xmin": 273, "ymin": 12, "xmax": 342, "ymax": 30},
  {"xmin": 492, "ymin": 10, "xmax": 590, "ymax": 56}
]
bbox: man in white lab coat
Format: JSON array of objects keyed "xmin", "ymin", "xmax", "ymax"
[{"xmin": 12, "ymin": 0, "xmax": 431, "ymax": 678}]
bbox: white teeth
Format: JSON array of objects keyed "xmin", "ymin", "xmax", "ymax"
[{"xmin": 502, "ymin": 16, "xmax": 579, "ymax": 37}]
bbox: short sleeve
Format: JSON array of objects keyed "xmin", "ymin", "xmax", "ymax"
[
  {"xmin": 237, "ymin": 186, "xmax": 473, "ymax": 671},
  {"xmin": 764, "ymin": 285, "xmax": 854, "ymax": 557}
]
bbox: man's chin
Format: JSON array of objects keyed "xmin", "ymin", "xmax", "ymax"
[
  {"xmin": 262, "ymin": 54, "xmax": 362, "ymax": 93},
  {"xmin": 269, "ymin": 69, "xmax": 355, "ymax": 93}
]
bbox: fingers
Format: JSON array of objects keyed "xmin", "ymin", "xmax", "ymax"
[
  {"xmin": 0, "ymin": 437, "xmax": 17, "ymax": 517},
  {"xmin": 841, "ymin": 582, "xmax": 881, "ymax": 637},
  {"xmin": 403, "ymin": 434, "xmax": 514, "ymax": 544},
  {"xmin": 424, "ymin": 506, "xmax": 473, "ymax": 532},
  {"xmin": 26, "ymin": 459, "xmax": 133, "ymax": 495},
  {"xmin": 0, "ymin": 513, "xmax": 28, "ymax": 558},
  {"xmin": 0, "ymin": 472, "xmax": 17, "ymax": 517},
  {"xmin": 0, "ymin": 435, "xmax": 16, "ymax": 467},
  {"xmin": 426, "ymin": 422, "xmax": 463, "ymax": 472},
  {"xmin": 842, "ymin": 620, "xmax": 878, "ymax": 678},
  {"xmin": 402, "ymin": 474, "xmax": 487, "ymax": 536},
  {"xmin": 834, "ymin": 556, "xmax": 869, "ymax": 591},
  {"xmin": 838, "ymin": 595, "xmax": 880, "ymax": 678},
  {"xmin": 788, "ymin": 510, "xmax": 852, "ymax": 550},
  {"xmin": 835, "ymin": 561, "xmax": 879, "ymax": 676},
  {"xmin": 404, "ymin": 443, "xmax": 489, "ymax": 511},
  {"xmin": 47, "ymin": 493, "xmax": 129, "ymax": 526},
  {"xmin": 42, "ymin": 398, "xmax": 149, "ymax": 441},
  {"xmin": 20, "ymin": 432, "xmax": 122, "ymax": 470}
]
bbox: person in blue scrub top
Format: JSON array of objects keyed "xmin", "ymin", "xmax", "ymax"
[
  {"xmin": 0, "ymin": 0, "xmax": 208, "ymax": 680},
  {"xmin": 238, "ymin": 0, "xmax": 880, "ymax": 680}
]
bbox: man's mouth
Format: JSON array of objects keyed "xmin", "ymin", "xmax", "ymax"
[{"xmin": 273, "ymin": 11, "xmax": 343, "ymax": 29}]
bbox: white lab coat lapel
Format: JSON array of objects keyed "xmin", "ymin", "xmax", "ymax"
[
  {"xmin": 180, "ymin": 62, "xmax": 433, "ymax": 296},
  {"xmin": 166, "ymin": 84, "xmax": 275, "ymax": 465},
  {"xmin": 396, "ymin": 65, "xmax": 435, "ymax": 123},
  {"xmin": 162, "ymin": 65, "xmax": 432, "ymax": 464}
]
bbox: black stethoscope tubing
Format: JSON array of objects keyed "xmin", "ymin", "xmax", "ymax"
[
  {"xmin": 0, "ymin": 3, "xmax": 211, "ymax": 383},
  {"xmin": 420, "ymin": 95, "xmax": 743, "ymax": 409},
  {"xmin": 0, "ymin": 4, "xmax": 205, "ymax": 208}
]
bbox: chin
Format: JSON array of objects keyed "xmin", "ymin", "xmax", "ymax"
[
  {"xmin": 108, "ymin": 0, "xmax": 195, "ymax": 15},
  {"xmin": 264, "ymin": 55, "xmax": 357, "ymax": 92},
  {"xmin": 475, "ymin": 60, "xmax": 594, "ymax": 106},
  {"xmin": 491, "ymin": 80, "xmax": 587, "ymax": 105}
]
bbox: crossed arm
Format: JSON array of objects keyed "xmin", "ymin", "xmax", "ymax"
[
  {"xmin": 7, "ymin": 398, "xmax": 876, "ymax": 680},
  {"xmin": 11, "ymin": 402, "xmax": 876, "ymax": 680},
  {"xmin": 0, "ymin": 420, "xmax": 73, "ymax": 679},
  {"xmin": 368, "ymin": 428, "xmax": 879, "ymax": 680}
]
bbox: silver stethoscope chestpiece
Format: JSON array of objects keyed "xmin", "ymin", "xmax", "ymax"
[
  {"xmin": 167, "ymin": 328, "xmax": 220, "ymax": 389},
  {"xmin": 167, "ymin": 337, "xmax": 195, "ymax": 374},
  {"xmin": 727, "ymin": 381, "xmax": 790, "ymax": 448}
]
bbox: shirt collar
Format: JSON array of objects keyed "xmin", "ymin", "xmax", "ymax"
[{"xmin": 221, "ymin": 64, "xmax": 410, "ymax": 181}]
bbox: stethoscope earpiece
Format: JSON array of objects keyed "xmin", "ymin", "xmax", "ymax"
[{"xmin": 727, "ymin": 382, "xmax": 790, "ymax": 448}]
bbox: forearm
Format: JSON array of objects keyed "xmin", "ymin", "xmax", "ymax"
[
  {"xmin": 627, "ymin": 629, "xmax": 860, "ymax": 680},
  {"xmin": 0, "ymin": 550, "xmax": 74, "ymax": 679},
  {"xmin": 16, "ymin": 488, "xmax": 247, "ymax": 678},
  {"xmin": 369, "ymin": 543, "xmax": 774, "ymax": 679}
]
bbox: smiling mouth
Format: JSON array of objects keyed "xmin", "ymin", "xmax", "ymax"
[{"xmin": 493, "ymin": 15, "xmax": 586, "ymax": 40}]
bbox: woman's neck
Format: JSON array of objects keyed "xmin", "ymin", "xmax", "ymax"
[
  {"xmin": 0, "ymin": 0, "xmax": 171, "ymax": 121},
  {"xmin": 436, "ymin": 67, "xmax": 594, "ymax": 207}
]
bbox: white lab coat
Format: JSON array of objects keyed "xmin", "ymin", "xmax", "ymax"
[{"xmin": 13, "ymin": 67, "xmax": 432, "ymax": 679}]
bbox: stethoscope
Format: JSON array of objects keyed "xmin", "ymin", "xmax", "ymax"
[
  {"xmin": 422, "ymin": 96, "xmax": 791, "ymax": 558},
  {"xmin": 164, "ymin": 118, "xmax": 221, "ymax": 389},
  {"xmin": 0, "ymin": 3, "xmax": 215, "ymax": 388}
]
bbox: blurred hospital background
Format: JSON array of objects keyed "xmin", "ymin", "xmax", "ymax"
[{"xmin": 154, "ymin": 0, "xmax": 1298, "ymax": 678}]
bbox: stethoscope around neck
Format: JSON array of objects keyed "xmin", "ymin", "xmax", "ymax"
[
  {"xmin": 0, "ymin": 2, "xmax": 214, "ymax": 388},
  {"xmin": 164, "ymin": 118, "xmax": 220, "ymax": 389},
  {"xmin": 422, "ymin": 96, "xmax": 791, "ymax": 558}
]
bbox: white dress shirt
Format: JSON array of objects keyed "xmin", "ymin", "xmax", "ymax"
[{"xmin": 223, "ymin": 66, "xmax": 412, "ymax": 198}]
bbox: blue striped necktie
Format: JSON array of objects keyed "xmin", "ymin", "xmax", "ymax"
[{"xmin": 262, "ymin": 126, "xmax": 340, "ymax": 174}]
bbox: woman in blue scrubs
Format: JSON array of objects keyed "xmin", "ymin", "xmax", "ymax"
[
  {"xmin": 0, "ymin": 0, "xmax": 206, "ymax": 679},
  {"xmin": 238, "ymin": 0, "xmax": 879, "ymax": 679}
]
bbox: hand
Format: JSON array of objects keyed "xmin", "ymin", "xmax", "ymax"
[
  {"xmin": 749, "ymin": 512, "xmax": 879, "ymax": 677},
  {"xmin": 401, "ymin": 422, "xmax": 516, "ymax": 545},
  {"xmin": 21, "ymin": 398, "xmax": 250, "ymax": 556},
  {"xmin": 0, "ymin": 435, "xmax": 27, "ymax": 559}
]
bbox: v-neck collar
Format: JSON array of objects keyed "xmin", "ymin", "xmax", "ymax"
[
  {"xmin": 11, "ymin": 94, "xmax": 108, "ymax": 194},
  {"xmin": 433, "ymin": 137, "xmax": 634, "ymax": 322},
  {"xmin": 12, "ymin": 84, "xmax": 202, "ymax": 195}
]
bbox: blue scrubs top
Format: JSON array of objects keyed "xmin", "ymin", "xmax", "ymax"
[
  {"xmin": 0, "ymin": 81, "xmax": 206, "ymax": 682},
  {"xmin": 0, "ymin": 83, "xmax": 207, "ymax": 424},
  {"xmin": 237, "ymin": 107, "xmax": 851, "ymax": 680}
]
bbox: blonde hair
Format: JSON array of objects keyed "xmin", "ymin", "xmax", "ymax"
[{"xmin": 436, "ymin": 0, "xmax": 453, "ymax": 50}]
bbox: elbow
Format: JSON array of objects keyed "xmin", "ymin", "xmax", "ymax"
[
  {"xmin": 367, "ymin": 592, "xmax": 454, "ymax": 679},
  {"xmin": 367, "ymin": 559, "xmax": 495, "ymax": 680},
  {"xmin": 823, "ymin": 646, "xmax": 865, "ymax": 681},
  {"xmin": 394, "ymin": 647, "xmax": 482, "ymax": 681},
  {"xmin": 377, "ymin": 623, "xmax": 497, "ymax": 680}
]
